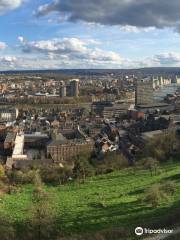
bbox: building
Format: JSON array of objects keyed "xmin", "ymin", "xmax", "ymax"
[
  {"xmin": 0, "ymin": 107, "xmax": 19, "ymax": 122},
  {"xmin": 24, "ymin": 132, "xmax": 49, "ymax": 148},
  {"xmin": 172, "ymin": 75, "xmax": 180, "ymax": 84},
  {"xmin": 12, "ymin": 133, "xmax": 27, "ymax": 159},
  {"xmin": 128, "ymin": 109, "xmax": 145, "ymax": 120},
  {"xmin": 47, "ymin": 135, "xmax": 94, "ymax": 166},
  {"xmin": 136, "ymin": 102, "xmax": 174, "ymax": 113},
  {"xmin": 59, "ymin": 81, "xmax": 66, "ymax": 98},
  {"xmin": 141, "ymin": 130, "xmax": 164, "ymax": 141},
  {"xmin": 92, "ymin": 101, "xmax": 128, "ymax": 120},
  {"xmin": 135, "ymin": 79, "xmax": 154, "ymax": 106},
  {"xmin": 0, "ymin": 124, "xmax": 7, "ymax": 139},
  {"xmin": 70, "ymin": 79, "xmax": 79, "ymax": 97},
  {"xmin": 102, "ymin": 103, "xmax": 129, "ymax": 120},
  {"xmin": 4, "ymin": 131, "xmax": 16, "ymax": 150},
  {"xmin": 6, "ymin": 132, "xmax": 28, "ymax": 169}
]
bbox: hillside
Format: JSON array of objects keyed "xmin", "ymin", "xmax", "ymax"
[
  {"xmin": 1, "ymin": 161, "xmax": 180, "ymax": 239},
  {"xmin": 2, "ymin": 67, "xmax": 180, "ymax": 76}
]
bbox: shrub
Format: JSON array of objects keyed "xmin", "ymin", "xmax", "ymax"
[
  {"xmin": 140, "ymin": 157, "xmax": 159, "ymax": 176},
  {"xmin": 161, "ymin": 181, "xmax": 175, "ymax": 195},
  {"xmin": 0, "ymin": 213, "xmax": 15, "ymax": 240},
  {"xmin": 92, "ymin": 153, "xmax": 128, "ymax": 175},
  {"xmin": 93, "ymin": 228, "xmax": 129, "ymax": 240},
  {"xmin": 143, "ymin": 130, "xmax": 179, "ymax": 162},
  {"xmin": 144, "ymin": 181, "xmax": 176, "ymax": 208},
  {"xmin": 104, "ymin": 152, "xmax": 129, "ymax": 171},
  {"xmin": 0, "ymin": 164, "xmax": 5, "ymax": 179},
  {"xmin": 144, "ymin": 184, "xmax": 163, "ymax": 208},
  {"xmin": 7, "ymin": 185, "xmax": 21, "ymax": 194},
  {"xmin": 39, "ymin": 165, "xmax": 72, "ymax": 184},
  {"xmin": 0, "ymin": 180, "xmax": 9, "ymax": 196},
  {"xmin": 73, "ymin": 153, "xmax": 95, "ymax": 181},
  {"xmin": 6, "ymin": 170, "xmax": 36, "ymax": 184},
  {"xmin": 7, "ymin": 165, "xmax": 72, "ymax": 185}
]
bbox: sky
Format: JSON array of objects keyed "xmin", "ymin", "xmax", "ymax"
[{"xmin": 1, "ymin": 0, "xmax": 180, "ymax": 70}]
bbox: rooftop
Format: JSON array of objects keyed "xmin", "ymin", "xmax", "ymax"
[
  {"xmin": 136, "ymin": 103, "xmax": 170, "ymax": 108},
  {"xmin": 48, "ymin": 138, "xmax": 93, "ymax": 147},
  {"xmin": 4, "ymin": 132, "xmax": 16, "ymax": 143},
  {"xmin": 12, "ymin": 133, "xmax": 24, "ymax": 156}
]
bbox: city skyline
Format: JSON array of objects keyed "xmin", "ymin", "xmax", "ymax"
[{"xmin": 1, "ymin": 0, "xmax": 180, "ymax": 70}]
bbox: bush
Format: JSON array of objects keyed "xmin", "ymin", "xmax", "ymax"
[
  {"xmin": 0, "ymin": 213, "xmax": 15, "ymax": 240},
  {"xmin": 144, "ymin": 184, "xmax": 163, "ymax": 208},
  {"xmin": 0, "ymin": 164, "xmax": 5, "ymax": 179},
  {"xmin": 104, "ymin": 152, "xmax": 129, "ymax": 171},
  {"xmin": 92, "ymin": 153, "xmax": 128, "ymax": 175},
  {"xmin": 161, "ymin": 181, "xmax": 175, "ymax": 195},
  {"xmin": 0, "ymin": 180, "xmax": 9, "ymax": 196},
  {"xmin": 144, "ymin": 181, "xmax": 176, "ymax": 208},
  {"xmin": 88, "ymin": 228, "xmax": 129, "ymax": 240},
  {"xmin": 39, "ymin": 164, "xmax": 72, "ymax": 184},
  {"xmin": 7, "ymin": 185, "xmax": 21, "ymax": 194},
  {"xmin": 139, "ymin": 157, "xmax": 159, "ymax": 176},
  {"xmin": 6, "ymin": 170, "xmax": 36, "ymax": 184},
  {"xmin": 73, "ymin": 153, "xmax": 95, "ymax": 181},
  {"xmin": 143, "ymin": 130, "xmax": 180, "ymax": 162}
]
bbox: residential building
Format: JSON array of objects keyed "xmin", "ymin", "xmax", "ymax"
[
  {"xmin": 0, "ymin": 107, "xmax": 19, "ymax": 122},
  {"xmin": 47, "ymin": 136, "xmax": 94, "ymax": 166},
  {"xmin": 70, "ymin": 79, "xmax": 79, "ymax": 97},
  {"xmin": 59, "ymin": 81, "xmax": 67, "ymax": 98}
]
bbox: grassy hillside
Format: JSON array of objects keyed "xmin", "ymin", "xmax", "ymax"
[{"xmin": 1, "ymin": 161, "xmax": 180, "ymax": 239}]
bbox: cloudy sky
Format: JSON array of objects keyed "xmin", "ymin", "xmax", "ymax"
[{"xmin": 1, "ymin": 0, "xmax": 180, "ymax": 70}]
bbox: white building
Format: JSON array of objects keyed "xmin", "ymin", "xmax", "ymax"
[{"xmin": 12, "ymin": 133, "xmax": 27, "ymax": 160}]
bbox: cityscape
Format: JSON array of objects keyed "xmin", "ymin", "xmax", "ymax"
[
  {"xmin": 0, "ymin": 71, "xmax": 179, "ymax": 168},
  {"xmin": 0, "ymin": 1, "xmax": 180, "ymax": 240}
]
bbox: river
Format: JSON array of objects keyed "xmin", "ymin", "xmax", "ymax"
[{"xmin": 154, "ymin": 84, "xmax": 179, "ymax": 101}]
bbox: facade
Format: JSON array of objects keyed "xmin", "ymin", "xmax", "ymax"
[
  {"xmin": 47, "ymin": 139, "xmax": 94, "ymax": 165},
  {"xmin": 24, "ymin": 132, "xmax": 49, "ymax": 148},
  {"xmin": 0, "ymin": 108, "xmax": 19, "ymax": 122},
  {"xmin": 102, "ymin": 104, "xmax": 128, "ymax": 120},
  {"xmin": 4, "ymin": 131, "xmax": 16, "ymax": 149},
  {"xmin": 151, "ymin": 76, "xmax": 172, "ymax": 88},
  {"xmin": 59, "ymin": 81, "xmax": 67, "ymax": 98},
  {"xmin": 12, "ymin": 133, "xmax": 27, "ymax": 160},
  {"xmin": 136, "ymin": 102, "xmax": 174, "ymax": 113},
  {"xmin": 135, "ymin": 79, "xmax": 154, "ymax": 106},
  {"xmin": 172, "ymin": 75, "xmax": 180, "ymax": 84},
  {"xmin": 70, "ymin": 79, "xmax": 79, "ymax": 97}
]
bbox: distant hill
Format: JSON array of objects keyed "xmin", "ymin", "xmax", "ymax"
[{"xmin": 1, "ymin": 67, "xmax": 180, "ymax": 76}]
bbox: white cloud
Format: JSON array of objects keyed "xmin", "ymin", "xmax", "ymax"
[
  {"xmin": 0, "ymin": 56, "xmax": 17, "ymax": 69},
  {"xmin": 120, "ymin": 26, "xmax": 155, "ymax": 33},
  {"xmin": 0, "ymin": 0, "xmax": 24, "ymax": 15},
  {"xmin": 1, "ymin": 51, "xmax": 180, "ymax": 70},
  {"xmin": 0, "ymin": 37, "xmax": 180, "ymax": 70},
  {"xmin": 17, "ymin": 37, "xmax": 124, "ymax": 67}
]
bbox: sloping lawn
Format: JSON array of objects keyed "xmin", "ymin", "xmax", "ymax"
[{"xmin": 1, "ymin": 161, "xmax": 180, "ymax": 238}]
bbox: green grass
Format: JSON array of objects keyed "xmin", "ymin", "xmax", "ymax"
[{"xmin": 1, "ymin": 161, "xmax": 180, "ymax": 238}]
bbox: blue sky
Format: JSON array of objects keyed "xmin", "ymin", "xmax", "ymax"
[{"xmin": 1, "ymin": 0, "xmax": 180, "ymax": 70}]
